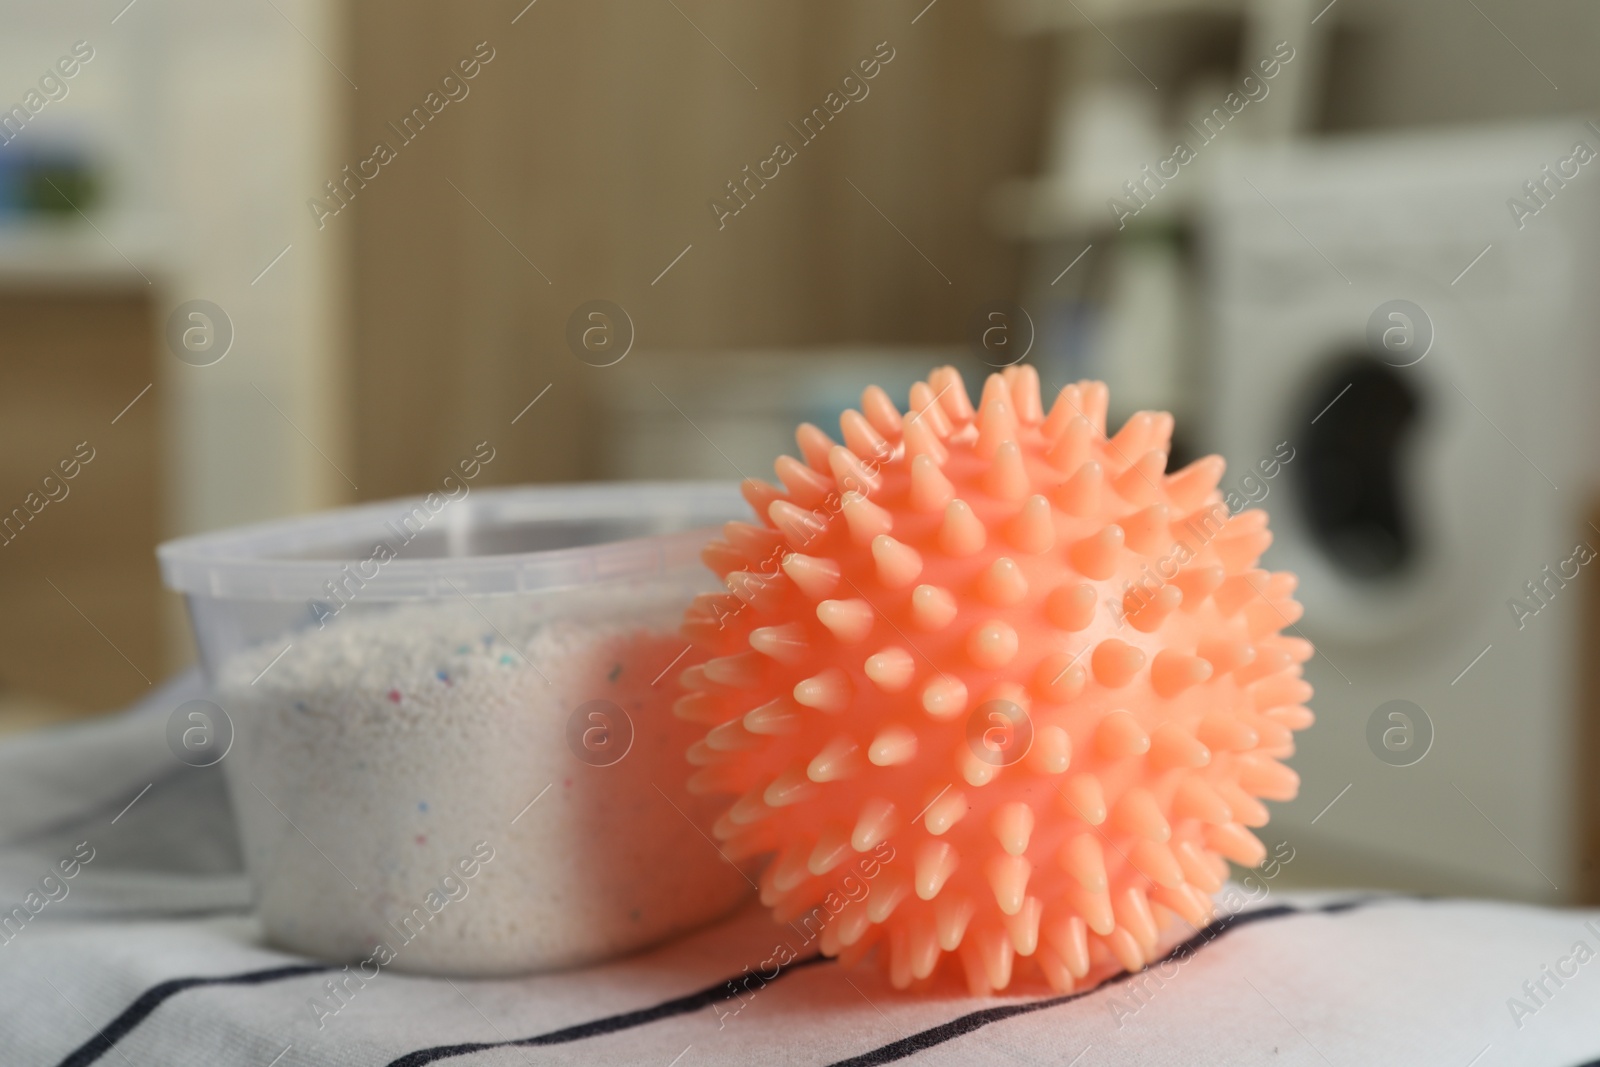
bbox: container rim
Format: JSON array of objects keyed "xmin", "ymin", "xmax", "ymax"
[{"xmin": 157, "ymin": 480, "xmax": 748, "ymax": 601}]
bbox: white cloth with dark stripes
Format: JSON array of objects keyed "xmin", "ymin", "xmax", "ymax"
[{"xmin": 1, "ymin": 674, "xmax": 1598, "ymax": 1067}]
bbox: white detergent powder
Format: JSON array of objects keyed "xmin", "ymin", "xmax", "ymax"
[{"xmin": 217, "ymin": 588, "xmax": 750, "ymax": 976}]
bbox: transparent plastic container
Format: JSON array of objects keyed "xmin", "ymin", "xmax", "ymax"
[{"xmin": 159, "ymin": 481, "xmax": 753, "ymax": 976}]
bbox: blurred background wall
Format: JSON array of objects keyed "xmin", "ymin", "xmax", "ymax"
[
  {"xmin": 345, "ymin": 0, "xmax": 1048, "ymax": 497},
  {"xmin": 3, "ymin": 0, "xmax": 1600, "ymax": 901},
  {"xmin": 0, "ymin": 0, "xmax": 346, "ymax": 717}
]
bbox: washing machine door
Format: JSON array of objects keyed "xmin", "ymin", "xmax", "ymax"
[{"xmin": 1268, "ymin": 288, "xmax": 1531, "ymax": 648}]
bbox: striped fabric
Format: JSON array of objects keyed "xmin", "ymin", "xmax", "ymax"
[{"xmin": 2, "ymin": 674, "xmax": 1598, "ymax": 1066}]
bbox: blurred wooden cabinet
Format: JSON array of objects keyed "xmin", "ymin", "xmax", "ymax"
[{"xmin": 0, "ymin": 290, "xmax": 164, "ymax": 714}]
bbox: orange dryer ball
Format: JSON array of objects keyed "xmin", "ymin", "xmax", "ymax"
[{"xmin": 676, "ymin": 366, "xmax": 1314, "ymax": 995}]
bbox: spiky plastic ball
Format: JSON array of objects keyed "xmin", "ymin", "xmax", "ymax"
[{"xmin": 676, "ymin": 366, "xmax": 1313, "ymax": 995}]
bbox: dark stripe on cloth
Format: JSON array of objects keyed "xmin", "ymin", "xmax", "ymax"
[
  {"xmin": 825, "ymin": 897, "xmax": 1389, "ymax": 1067},
  {"xmin": 56, "ymin": 897, "xmax": 1392, "ymax": 1067},
  {"xmin": 381, "ymin": 953, "xmax": 830, "ymax": 1067},
  {"xmin": 54, "ymin": 964, "xmax": 332, "ymax": 1067}
]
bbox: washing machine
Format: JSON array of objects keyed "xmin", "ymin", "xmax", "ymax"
[{"xmin": 1201, "ymin": 121, "xmax": 1600, "ymax": 902}]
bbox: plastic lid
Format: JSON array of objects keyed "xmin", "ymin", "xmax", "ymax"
[{"xmin": 157, "ymin": 481, "xmax": 748, "ymax": 601}]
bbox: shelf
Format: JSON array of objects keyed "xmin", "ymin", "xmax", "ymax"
[
  {"xmin": 994, "ymin": 0, "xmax": 1246, "ymax": 35},
  {"xmin": 0, "ymin": 216, "xmax": 167, "ymax": 290},
  {"xmin": 990, "ymin": 174, "xmax": 1192, "ymax": 239}
]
